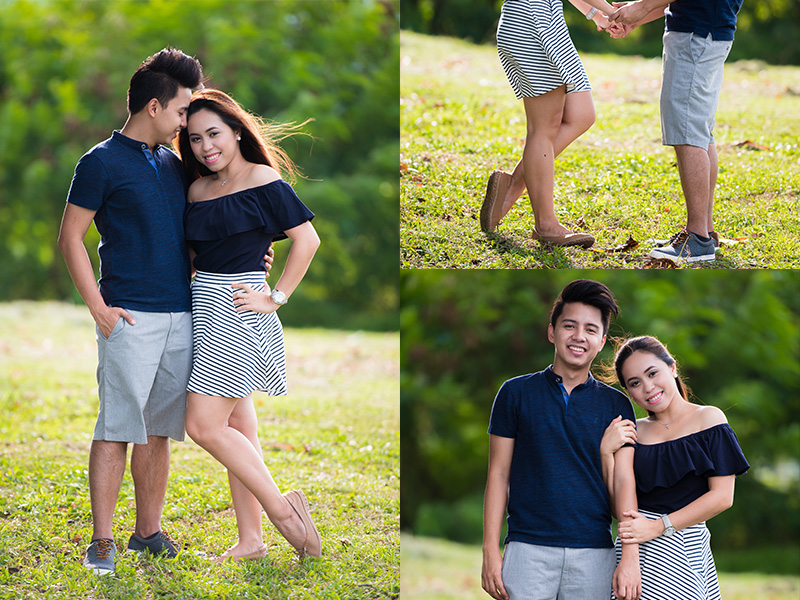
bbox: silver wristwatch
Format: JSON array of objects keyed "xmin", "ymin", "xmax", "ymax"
[
  {"xmin": 661, "ymin": 514, "xmax": 676, "ymax": 537},
  {"xmin": 271, "ymin": 289, "xmax": 288, "ymax": 306}
]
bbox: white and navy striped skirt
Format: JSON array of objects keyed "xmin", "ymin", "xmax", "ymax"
[
  {"xmin": 613, "ymin": 509, "xmax": 721, "ymax": 600},
  {"xmin": 497, "ymin": 0, "xmax": 591, "ymax": 99},
  {"xmin": 188, "ymin": 271, "xmax": 287, "ymax": 399}
]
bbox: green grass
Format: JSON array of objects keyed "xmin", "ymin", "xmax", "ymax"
[
  {"xmin": 400, "ymin": 31, "xmax": 800, "ymax": 268},
  {"xmin": 0, "ymin": 302, "xmax": 399, "ymax": 600},
  {"xmin": 400, "ymin": 534, "xmax": 800, "ymax": 600}
]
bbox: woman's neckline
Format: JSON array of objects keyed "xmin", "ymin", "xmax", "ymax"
[
  {"xmin": 636, "ymin": 422, "xmax": 728, "ymax": 447},
  {"xmin": 188, "ymin": 179, "xmax": 283, "ymax": 205}
]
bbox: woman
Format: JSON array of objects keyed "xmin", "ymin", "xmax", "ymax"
[
  {"xmin": 176, "ymin": 89, "xmax": 321, "ymax": 561},
  {"xmin": 601, "ymin": 336, "xmax": 749, "ymax": 600},
  {"xmin": 481, "ymin": 0, "xmax": 623, "ymax": 247}
]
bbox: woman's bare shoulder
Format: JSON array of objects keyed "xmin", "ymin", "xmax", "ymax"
[
  {"xmin": 243, "ymin": 163, "xmax": 281, "ymax": 187},
  {"xmin": 187, "ymin": 176, "xmax": 213, "ymax": 203}
]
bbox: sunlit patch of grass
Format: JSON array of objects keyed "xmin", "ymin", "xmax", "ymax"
[{"xmin": 401, "ymin": 31, "xmax": 800, "ymax": 269}]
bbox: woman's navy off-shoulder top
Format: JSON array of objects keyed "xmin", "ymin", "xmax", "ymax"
[
  {"xmin": 184, "ymin": 180, "xmax": 314, "ymax": 274},
  {"xmin": 634, "ymin": 423, "xmax": 749, "ymax": 514}
]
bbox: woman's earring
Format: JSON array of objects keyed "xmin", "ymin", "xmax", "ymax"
[{"xmin": 237, "ymin": 135, "xmax": 241, "ymax": 141}]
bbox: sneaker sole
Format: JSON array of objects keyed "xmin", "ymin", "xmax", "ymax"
[
  {"xmin": 85, "ymin": 565, "xmax": 115, "ymax": 576},
  {"xmin": 649, "ymin": 248, "xmax": 716, "ymax": 263}
]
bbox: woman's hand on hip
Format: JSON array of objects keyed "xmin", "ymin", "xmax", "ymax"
[{"xmin": 232, "ymin": 283, "xmax": 278, "ymax": 314}]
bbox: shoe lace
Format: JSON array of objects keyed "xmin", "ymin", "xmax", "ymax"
[
  {"xmin": 159, "ymin": 530, "xmax": 178, "ymax": 549},
  {"xmin": 670, "ymin": 229, "xmax": 691, "ymax": 249},
  {"xmin": 95, "ymin": 539, "xmax": 114, "ymax": 560}
]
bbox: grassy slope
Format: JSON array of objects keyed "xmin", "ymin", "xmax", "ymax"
[
  {"xmin": 0, "ymin": 302, "xmax": 399, "ymax": 600},
  {"xmin": 401, "ymin": 31, "xmax": 800, "ymax": 268},
  {"xmin": 400, "ymin": 534, "xmax": 800, "ymax": 600}
]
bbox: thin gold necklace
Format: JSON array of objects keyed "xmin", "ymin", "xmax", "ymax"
[
  {"xmin": 655, "ymin": 401, "xmax": 689, "ymax": 429},
  {"xmin": 219, "ymin": 162, "xmax": 246, "ymax": 186}
]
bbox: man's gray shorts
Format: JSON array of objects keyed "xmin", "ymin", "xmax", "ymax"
[
  {"xmin": 502, "ymin": 542, "xmax": 615, "ymax": 600},
  {"xmin": 94, "ymin": 310, "xmax": 192, "ymax": 445},
  {"xmin": 661, "ymin": 31, "xmax": 732, "ymax": 148}
]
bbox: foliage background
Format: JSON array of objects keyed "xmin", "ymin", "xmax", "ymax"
[
  {"xmin": 0, "ymin": 0, "xmax": 399, "ymax": 330},
  {"xmin": 399, "ymin": 0, "xmax": 800, "ymax": 65},
  {"xmin": 400, "ymin": 270, "xmax": 800, "ymax": 572}
]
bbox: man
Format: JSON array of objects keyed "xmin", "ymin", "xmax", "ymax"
[
  {"xmin": 481, "ymin": 279, "xmax": 637, "ymax": 600},
  {"xmin": 610, "ymin": 0, "xmax": 743, "ymax": 263},
  {"xmin": 58, "ymin": 48, "xmax": 204, "ymax": 576}
]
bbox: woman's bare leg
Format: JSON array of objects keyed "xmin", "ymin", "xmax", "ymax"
[
  {"xmin": 501, "ymin": 90, "xmax": 596, "ymax": 220},
  {"xmin": 185, "ymin": 392, "xmax": 306, "ymax": 552},
  {"xmin": 223, "ymin": 396, "xmax": 266, "ymax": 556}
]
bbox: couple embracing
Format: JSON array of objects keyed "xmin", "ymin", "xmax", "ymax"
[
  {"xmin": 58, "ymin": 48, "xmax": 320, "ymax": 575},
  {"xmin": 481, "ymin": 279, "xmax": 749, "ymax": 600}
]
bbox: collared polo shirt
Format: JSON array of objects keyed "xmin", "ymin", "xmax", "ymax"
[
  {"xmin": 66, "ymin": 131, "xmax": 191, "ymax": 312},
  {"xmin": 666, "ymin": 0, "xmax": 743, "ymax": 41},
  {"xmin": 489, "ymin": 366, "xmax": 636, "ymax": 549}
]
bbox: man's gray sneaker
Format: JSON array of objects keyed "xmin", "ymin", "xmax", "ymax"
[
  {"xmin": 127, "ymin": 530, "xmax": 180, "ymax": 558},
  {"xmin": 84, "ymin": 538, "xmax": 116, "ymax": 576},
  {"xmin": 650, "ymin": 229, "xmax": 721, "ymax": 254},
  {"xmin": 649, "ymin": 230, "xmax": 716, "ymax": 263}
]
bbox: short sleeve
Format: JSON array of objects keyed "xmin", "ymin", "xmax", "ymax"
[
  {"xmin": 255, "ymin": 180, "xmax": 315, "ymax": 240},
  {"xmin": 488, "ymin": 380, "xmax": 518, "ymax": 438},
  {"xmin": 66, "ymin": 153, "xmax": 110, "ymax": 211},
  {"xmin": 703, "ymin": 423, "xmax": 750, "ymax": 477}
]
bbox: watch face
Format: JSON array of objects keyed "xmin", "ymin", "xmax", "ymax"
[
  {"xmin": 664, "ymin": 526, "xmax": 676, "ymax": 536},
  {"xmin": 272, "ymin": 290, "xmax": 287, "ymax": 305}
]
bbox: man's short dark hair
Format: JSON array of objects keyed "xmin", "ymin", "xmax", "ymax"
[
  {"xmin": 550, "ymin": 279, "xmax": 619, "ymax": 335},
  {"xmin": 127, "ymin": 47, "xmax": 204, "ymax": 114}
]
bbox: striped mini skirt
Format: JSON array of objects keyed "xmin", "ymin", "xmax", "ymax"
[
  {"xmin": 613, "ymin": 509, "xmax": 721, "ymax": 600},
  {"xmin": 497, "ymin": 0, "xmax": 591, "ymax": 99},
  {"xmin": 188, "ymin": 271, "xmax": 287, "ymax": 399}
]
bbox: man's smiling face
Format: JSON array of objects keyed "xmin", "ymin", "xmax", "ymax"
[{"xmin": 548, "ymin": 302, "xmax": 606, "ymax": 373}]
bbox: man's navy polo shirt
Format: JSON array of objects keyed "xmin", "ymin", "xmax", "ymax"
[
  {"xmin": 66, "ymin": 131, "xmax": 192, "ymax": 312},
  {"xmin": 489, "ymin": 366, "xmax": 636, "ymax": 549},
  {"xmin": 666, "ymin": 0, "xmax": 743, "ymax": 42}
]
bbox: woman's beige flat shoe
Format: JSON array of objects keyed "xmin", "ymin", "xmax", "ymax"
[
  {"xmin": 532, "ymin": 227, "xmax": 595, "ymax": 248},
  {"xmin": 284, "ymin": 490, "xmax": 322, "ymax": 559},
  {"xmin": 480, "ymin": 170, "xmax": 512, "ymax": 232}
]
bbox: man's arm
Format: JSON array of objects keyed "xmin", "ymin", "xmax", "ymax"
[
  {"xmin": 612, "ymin": 446, "xmax": 642, "ymax": 600},
  {"xmin": 481, "ymin": 435, "xmax": 515, "ymax": 600},
  {"xmin": 610, "ymin": 0, "xmax": 669, "ymax": 26},
  {"xmin": 57, "ymin": 202, "xmax": 135, "ymax": 338}
]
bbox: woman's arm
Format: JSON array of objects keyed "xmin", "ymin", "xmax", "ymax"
[
  {"xmin": 613, "ymin": 446, "xmax": 642, "ymax": 600},
  {"xmin": 232, "ymin": 220, "xmax": 320, "ymax": 313},
  {"xmin": 481, "ymin": 435, "xmax": 514, "ymax": 600},
  {"xmin": 618, "ymin": 475, "xmax": 736, "ymax": 544},
  {"xmin": 600, "ymin": 416, "xmax": 638, "ymax": 514}
]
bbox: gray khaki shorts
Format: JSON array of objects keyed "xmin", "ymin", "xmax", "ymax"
[
  {"xmin": 94, "ymin": 310, "xmax": 192, "ymax": 444},
  {"xmin": 661, "ymin": 31, "xmax": 732, "ymax": 148},
  {"xmin": 502, "ymin": 542, "xmax": 615, "ymax": 600}
]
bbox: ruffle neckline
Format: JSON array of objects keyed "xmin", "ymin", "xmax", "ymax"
[
  {"xmin": 634, "ymin": 423, "xmax": 749, "ymax": 494},
  {"xmin": 184, "ymin": 180, "xmax": 307, "ymax": 242}
]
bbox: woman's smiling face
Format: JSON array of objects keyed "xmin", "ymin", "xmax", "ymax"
[
  {"xmin": 187, "ymin": 108, "xmax": 240, "ymax": 172},
  {"xmin": 620, "ymin": 350, "xmax": 680, "ymax": 413}
]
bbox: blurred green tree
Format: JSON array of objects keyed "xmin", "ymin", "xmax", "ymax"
[
  {"xmin": 400, "ymin": 270, "xmax": 800, "ymax": 564},
  {"xmin": 0, "ymin": 0, "xmax": 399, "ymax": 330}
]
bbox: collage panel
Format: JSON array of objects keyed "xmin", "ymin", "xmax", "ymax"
[
  {"xmin": 1, "ymin": 1, "xmax": 400, "ymax": 598},
  {"xmin": 400, "ymin": 269, "xmax": 800, "ymax": 599},
  {"xmin": 401, "ymin": 2, "xmax": 800, "ymax": 269}
]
